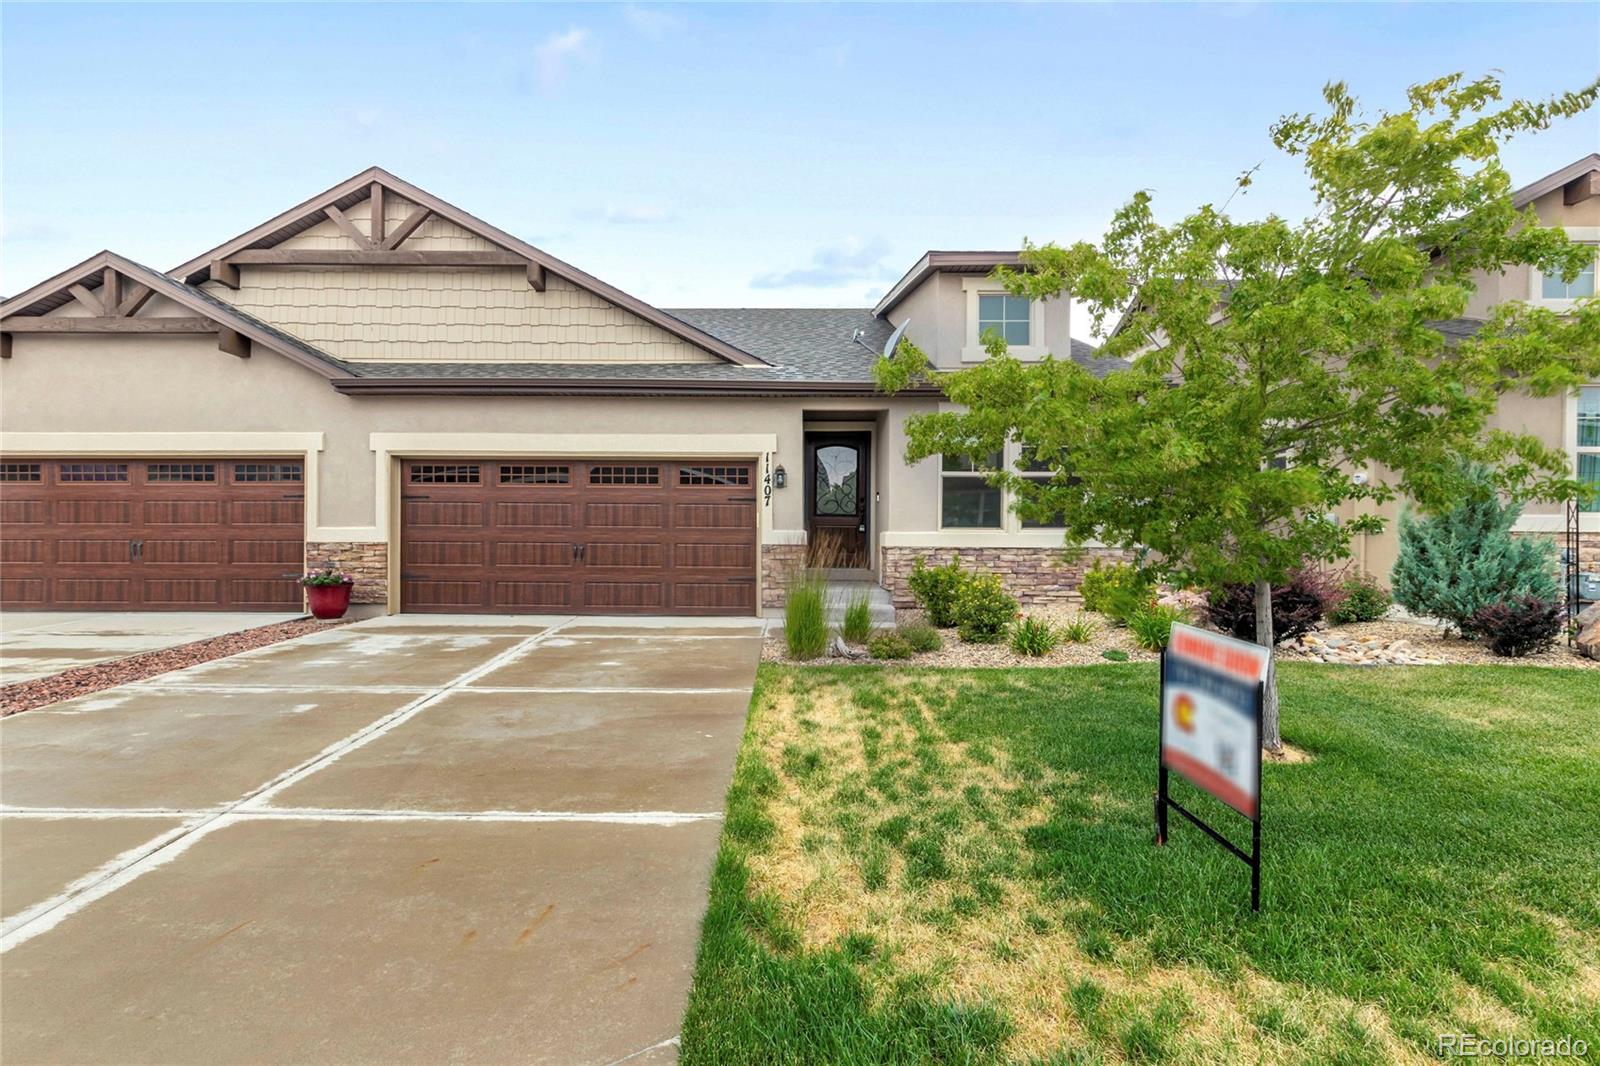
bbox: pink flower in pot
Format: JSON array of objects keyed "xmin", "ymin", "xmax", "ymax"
[{"xmin": 299, "ymin": 566, "xmax": 355, "ymax": 620}]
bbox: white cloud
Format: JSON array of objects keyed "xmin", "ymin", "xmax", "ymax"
[
  {"xmin": 534, "ymin": 27, "xmax": 592, "ymax": 91},
  {"xmin": 752, "ymin": 236, "xmax": 894, "ymax": 289},
  {"xmin": 623, "ymin": 4, "xmax": 684, "ymax": 37}
]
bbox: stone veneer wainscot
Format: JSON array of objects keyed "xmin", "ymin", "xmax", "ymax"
[
  {"xmin": 305, "ymin": 542, "xmax": 389, "ymax": 605},
  {"xmin": 878, "ymin": 545, "xmax": 1131, "ymax": 609}
]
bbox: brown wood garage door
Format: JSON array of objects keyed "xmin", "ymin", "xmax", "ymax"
[
  {"xmin": 401, "ymin": 459, "xmax": 757, "ymax": 615},
  {"xmin": 0, "ymin": 459, "xmax": 304, "ymax": 611}
]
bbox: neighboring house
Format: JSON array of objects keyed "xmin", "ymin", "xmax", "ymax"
[
  {"xmin": 1340, "ymin": 154, "xmax": 1600, "ymax": 583},
  {"xmin": 0, "ymin": 168, "xmax": 1123, "ymax": 617}
]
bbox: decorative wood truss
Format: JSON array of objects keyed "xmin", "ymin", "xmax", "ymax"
[
  {"xmin": 203, "ymin": 179, "xmax": 547, "ymax": 292},
  {"xmin": 0, "ymin": 251, "xmax": 349, "ymax": 376},
  {"xmin": 168, "ymin": 167, "xmax": 759, "ymax": 365}
]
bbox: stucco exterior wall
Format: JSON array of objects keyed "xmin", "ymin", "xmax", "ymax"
[
  {"xmin": 1463, "ymin": 187, "xmax": 1600, "ymax": 318},
  {"xmin": 888, "ymin": 271, "xmax": 1073, "ymax": 368},
  {"xmin": 0, "ymin": 332, "xmax": 952, "ymax": 546}
]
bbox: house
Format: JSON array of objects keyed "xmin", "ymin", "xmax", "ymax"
[
  {"xmin": 0, "ymin": 167, "xmax": 1125, "ymax": 617},
  {"xmin": 1339, "ymin": 154, "xmax": 1600, "ymax": 582}
]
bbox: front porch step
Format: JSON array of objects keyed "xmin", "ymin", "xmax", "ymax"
[{"xmin": 762, "ymin": 580, "xmax": 897, "ymax": 627}]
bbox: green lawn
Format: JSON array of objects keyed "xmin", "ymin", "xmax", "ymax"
[{"xmin": 681, "ymin": 663, "xmax": 1599, "ymax": 1064}]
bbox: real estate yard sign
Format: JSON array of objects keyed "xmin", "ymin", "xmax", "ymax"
[{"xmin": 1157, "ymin": 623, "xmax": 1270, "ymax": 910}]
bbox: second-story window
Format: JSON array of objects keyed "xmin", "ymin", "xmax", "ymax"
[
  {"xmin": 977, "ymin": 294, "xmax": 1032, "ymax": 346},
  {"xmin": 1541, "ymin": 247, "xmax": 1597, "ymax": 300},
  {"xmin": 1579, "ymin": 386, "xmax": 1600, "ymax": 514}
]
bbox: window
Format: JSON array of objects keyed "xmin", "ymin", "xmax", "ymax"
[
  {"xmin": 409, "ymin": 464, "xmax": 480, "ymax": 484},
  {"xmin": 59, "ymin": 463, "xmax": 128, "ymax": 483},
  {"xmin": 146, "ymin": 463, "xmax": 217, "ymax": 482},
  {"xmin": 589, "ymin": 465, "xmax": 660, "ymax": 485},
  {"xmin": 680, "ymin": 465, "xmax": 750, "ymax": 486},
  {"xmin": 1017, "ymin": 446, "xmax": 1069, "ymax": 529},
  {"xmin": 1580, "ymin": 386, "xmax": 1600, "ymax": 514},
  {"xmin": 234, "ymin": 462, "xmax": 302, "ymax": 483},
  {"xmin": 501, "ymin": 464, "xmax": 569, "ymax": 485},
  {"xmin": 977, "ymin": 294, "xmax": 1032, "ymax": 346},
  {"xmin": 0, "ymin": 463, "xmax": 41, "ymax": 482},
  {"xmin": 1541, "ymin": 248, "xmax": 1597, "ymax": 300},
  {"xmin": 940, "ymin": 451, "xmax": 1004, "ymax": 528}
]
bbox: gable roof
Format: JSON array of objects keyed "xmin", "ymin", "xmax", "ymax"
[
  {"xmin": 0, "ymin": 250, "xmax": 354, "ymax": 378},
  {"xmin": 873, "ymin": 251, "xmax": 1023, "ymax": 317},
  {"xmin": 167, "ymin": 166, "xmax": 768, "ymax": 367},
  {"xmin": 1512, "ymin": 153, "xmax": 1600, "ymax": 209}
]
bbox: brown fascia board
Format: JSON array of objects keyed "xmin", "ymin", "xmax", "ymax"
[
  {"xmin": 0, "ymin": 250, "xmax": 352, "ymax": 380},
  {"xmin": 332, "ymin": 376, "xmax": 945, "ymax": 398},
  {"xmin": 1511, "ymin": 153, "xmax": 1600, "ymax": 209},
  {"xmin": 872, "ymin": 250, "xmax": 1023, "ymax": 318},
  {"xmin": 167, "ymin": 166, "xmax": 768, "ymax": 368}
]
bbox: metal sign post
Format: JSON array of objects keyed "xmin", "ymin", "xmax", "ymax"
[{"xmin": 1156, "ymin": 623, "xmax": 1268, "ymax": 912}]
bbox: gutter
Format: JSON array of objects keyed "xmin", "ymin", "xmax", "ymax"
[{"xmin": 330, "ymin": 377, "xmax": 946, "ymax": 398}]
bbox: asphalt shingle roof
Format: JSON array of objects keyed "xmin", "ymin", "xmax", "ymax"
[{"xmin": 337, "ymin": 307, "xmax": 1118, "ymax": 382}]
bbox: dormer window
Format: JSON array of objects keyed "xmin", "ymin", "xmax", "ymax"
[{"xmin": 977, "ymin": 294, "xmax": 1032, "ymax": 346}]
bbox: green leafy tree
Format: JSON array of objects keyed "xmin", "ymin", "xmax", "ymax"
[
  {"xmin": 1391, "ymin": 465, "xmax": 1560, "ymax": 636},
  {"xmin": 876, "ymin": 73, "xmax": 1600, "ymax": 750}
]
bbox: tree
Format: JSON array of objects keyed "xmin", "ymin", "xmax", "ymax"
[
  {"xmin": 1391, "ymin": 463, "xmax": 1560, "ymax": 637},
  {"xmin": 875, "ymin": 73, "xmax": 1600, "ymax": 751}
]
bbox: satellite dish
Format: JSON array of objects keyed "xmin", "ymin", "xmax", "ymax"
[{"xmin": 882, "ymin": 319, "xmax": 910, "ymax": 359}]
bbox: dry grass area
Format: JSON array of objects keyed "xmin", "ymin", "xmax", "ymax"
[
  {"xmin": 737, "ymin": 672, "xmax": 1421, "ymax": 1062},
  {"xmin": 683, "ymin": 664, "xmax": 1600, "ymax": 1065}
]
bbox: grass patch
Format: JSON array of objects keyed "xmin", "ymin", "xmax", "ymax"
[{"xmin": 681, "ymin": 664, "xmax": 1600, "ymax": 1063}]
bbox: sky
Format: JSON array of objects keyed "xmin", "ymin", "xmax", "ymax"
[{"xmin": 3, "ymin": 2, "xmax": 1598, "ymax": 341}]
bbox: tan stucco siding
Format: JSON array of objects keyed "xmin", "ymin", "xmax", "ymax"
[
  {"xmin": 888, "ymin": 271, "xmax": 1073, "ymax": 368},
  {"xmin": 0, "ymin": 334, "xmax": 938, "ymax": 544},
  {"xmin": 1464, "ymin": 187, "xmax": 1600, "ymax": 318}
]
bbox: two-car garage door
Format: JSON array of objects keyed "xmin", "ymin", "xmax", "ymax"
[
  {"xmin": 0, "ymin": 458, "xmax": 304, "ymax": 611},
  {"xmin": 400, "ymin": 459, "xmax": 758, "ymax": 615}
]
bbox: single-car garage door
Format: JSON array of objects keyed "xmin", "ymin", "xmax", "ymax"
[
  {"xmin": 0, "ymin": 458, "xmax": 305, "ymax": 611},
  {"xmin": 401, "ymin": 459, "xmax": 758, "ymax": 615}
]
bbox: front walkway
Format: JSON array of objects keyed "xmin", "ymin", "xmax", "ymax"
[{"xmin": 0, "ymin": 614, "xmax": 762, "ymax": 1065}]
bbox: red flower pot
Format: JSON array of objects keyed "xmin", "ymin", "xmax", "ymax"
[{"xmin": 306, "ymin": 582, "xmax": 353, "ymax": 620}]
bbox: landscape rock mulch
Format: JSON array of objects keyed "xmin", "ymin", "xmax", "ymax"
[
  {"xmin": 0, "ymin": 617, "xmax": 349, "ymax": 717},
  {"xmin": 766, "ymin": 606, "xmax": 1599, "ymax": 670}
]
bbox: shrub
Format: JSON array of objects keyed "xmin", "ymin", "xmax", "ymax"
[
  {"xmin": 1391, "ymin": 469, "xmax": 1561, "ymax": 636},
  {"xmin": 955, "ymin": 573, "xmax": 1019, "ymax": 644},
  {"xmin": 1328, "ymin": 571, "xmax": 1393, "ymax": 624},
  {"xmin": 1205, "ymin": 569, "xmax": 1342, "ymax": 645},
  {"xmin": 1128, "ymin": 604, "xmax": 1187, "ymax": 651},
  {"xmin": 1080, "ymin": 561, "xmax": 1156, "ymax": 624},
  {"xmin": 1058, "ymin": 614, "xmax": 1096, "ymax": 643},
  {"xmin": 784, "ymin": 569, "xmax": 829, "ymax": 660},
  {"xmin": 908, "ymin": 554, "xmax": 972, "ymax": 628},
  {"xmin": 868, "ymin": 632, "xmax": 914, "ymax": 659},
  {"xmin": 898, "ymin": 623, "xmax": 943, "ymax": 653},
  {"xmin": 1009, "ymin": 615, "xmax": 1059, "ymax": 657},
  {"xmin": 1469, "ymin": 594, "xmax": 1563, "ymax": 657},
  {"xmin": 840, "ymin": 592, "xmax": 874, "ymax": 644}
]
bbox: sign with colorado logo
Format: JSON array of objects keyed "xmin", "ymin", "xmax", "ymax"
[{"xmin": 1160, "ymin": 623, "xmax": 1270, "ymax": 817}]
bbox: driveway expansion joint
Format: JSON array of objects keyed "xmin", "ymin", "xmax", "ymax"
[{"xmin": 4, "ymin": 617, "xmax": 584, "ymax": 952}]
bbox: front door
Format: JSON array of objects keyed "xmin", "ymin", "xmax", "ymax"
[{"xmin": 805, "ymin": 434, "xmax": 870, "ymax": 569}]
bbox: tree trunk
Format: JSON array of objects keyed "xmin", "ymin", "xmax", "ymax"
[{"xmin": 1254, "ymin": 577, "xmax": 1282, "ymax": 753}]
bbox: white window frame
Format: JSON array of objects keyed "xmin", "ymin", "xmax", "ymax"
[
  {"xmin": 961, "ymin": 277, "xmax": 1044, "ymax": 362},
  {"xmin": 937, "ymin": 441, "xmax": 1069, "ymax": 533},
  {"xmin": 1529, "ymin": 231, "xmax": 1599, "ymax": 312},
  {"xmin": 1578, "ymin": 384, "xmax": 1600, "ymax": 516}
]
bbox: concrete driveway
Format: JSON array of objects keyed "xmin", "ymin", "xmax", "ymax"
[
  {"xmin": 1, "ymin": 611, "xmax": 305, "ymax": 685},
  {"xmin": 0, "ymin": 614, "xmax": 763, "ymax": 1065}
]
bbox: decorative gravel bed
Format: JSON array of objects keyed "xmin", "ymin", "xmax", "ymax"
[
  {"xmin": 763, "ymin": 605, "xmax": 1160, "ymax": 668},
  {"xmin": 765, "ymin": 606, "xmax": 1597, "ymax": 670},
  {"xmin": 0, "ymin": 617, "xmax": 350, "ymax": 716}
]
